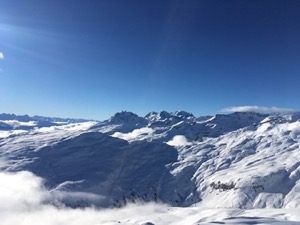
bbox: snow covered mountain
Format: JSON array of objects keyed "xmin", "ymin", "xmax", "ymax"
[{"xmin": 1, "ymin": 111, "xmax": 300, "ymax": 211}]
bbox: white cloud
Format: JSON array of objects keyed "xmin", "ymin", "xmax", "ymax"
[
  {"xmin": 166, "ymin": 135, "xmax": 190, "ymax": 146},
  {"xmin": 112, "ymin": 127, "xmax": 153, "ymax": 141},
  {"xmin": 0, "ymin": 52, "xmax": 4, "ymax": 60},
  {"xmin": 222, "ymin": 106, "xmax": 297, "ymax": 114}
]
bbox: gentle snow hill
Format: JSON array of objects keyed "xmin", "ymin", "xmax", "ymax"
[{"xmin": 0, "ymin": 110, "xmax": 300, "ymax": 209}]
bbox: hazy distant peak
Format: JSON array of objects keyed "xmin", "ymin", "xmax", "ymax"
[
  {"xmin": 214, "ymin": 111, "xmax": 267, "ymax": 119},
  {"xmin": 0, "ymin": 113, "xmax": 31, "ymax": 122}
]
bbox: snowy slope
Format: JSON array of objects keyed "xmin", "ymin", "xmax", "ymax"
[
  {"xmin": 0, "ymin": 121, "xmax": 98, "ymax": 169},
  {"xmin": 0, "ymin": 111, "xmax": 300, "ymax": 211},
  {"xmin": 172, "ymin": 117, "xmax": 300, "ymax": 208},
  {"xmin": 22, "ymin": 132, "xmax": 178, "ymax": 207}
]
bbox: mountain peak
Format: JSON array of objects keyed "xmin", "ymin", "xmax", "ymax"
[
  {"xmin": 109, "ymin": 111, "xmax": 144, "ymax": 124},
  {"xmin": 158, "ymin": 110, "xmax": 171, "ymax": 119},
  {"xmin": 172, "ymin": 110, "xmax": 194, "ymax": 119}
]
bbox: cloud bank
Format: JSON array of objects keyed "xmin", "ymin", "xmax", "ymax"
[
  {"xmin": 222, "ymin": 106, "xmax": 297, "ymax": 114},
  {"xmin": 0, "ymin": 52, "xmax": 4, "ymax": 60},
  {"xmin": 0, "ymin": 171, "xmax": 45, "ymax": 212},
  {"xmin": 0, "ymin": 171, "xmax": 169, "ymax": 225}
]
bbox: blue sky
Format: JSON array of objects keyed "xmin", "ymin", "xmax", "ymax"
[{"xmin": 0, "ymin": 0, "xmax": 299, "ymax": 120}]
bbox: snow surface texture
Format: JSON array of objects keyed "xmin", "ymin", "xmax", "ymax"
[{"xmin": 1, "ymin": 111, "xmax": 300, "ymax": 224}]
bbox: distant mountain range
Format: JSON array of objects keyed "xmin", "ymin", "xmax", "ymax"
[
  {"xmin": 0, "ymin": 113, "xmax": 93, "ymax": 123},
  {"xmin": 1, "ymin": 110, "xmax": 300, "ymax": 209},
  {"xmin": 0, "ymin": 113, "xmax": 94, "ymax": 131}
]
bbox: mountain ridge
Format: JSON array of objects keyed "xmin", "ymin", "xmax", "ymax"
[{"xmin": 0, "ymin": 110, "xmax": 300, "ymax": 209}]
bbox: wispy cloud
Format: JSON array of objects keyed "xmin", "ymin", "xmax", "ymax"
[
  {"xmin": 166, "ymin": 135, "xmax": 190, "ymax": 146},
  {"xmin": 112, "ymin": 127, "xmax": 153, "ymax": 141},
  {"xmin": 0, "ymin": 52, "xmax": 4, "ymax": 60},
  {"xmin": 222, "ymin": 106, "xmax": 297, "ymax": 114}
]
